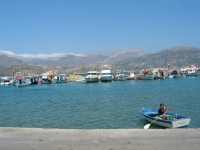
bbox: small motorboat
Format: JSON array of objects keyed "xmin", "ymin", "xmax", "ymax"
[
  {"xmin": 15, "ymin": 78, "xmax": 31, "ymax": 87},
  {"xmin": 141, "ymin": 109, "xmax": 191, "ymax": 128}
]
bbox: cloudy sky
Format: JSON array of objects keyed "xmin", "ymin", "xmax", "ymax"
[{"xmin": 0, "ymin": 0, "xmax": 200, "ymax": 55}]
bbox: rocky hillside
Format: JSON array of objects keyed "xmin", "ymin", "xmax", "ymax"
[
  {"xmin": 0, "ymin": 55, "xmax": 52, "ymax": 76},
  {"xmin": 123, "ymin": 47, "xmax": 200, "ymax": 69},
  {"xmin": 1, "ymin": 47, "xmax": 200, "ymax": 76},
  {"xmin": 0, "ymin": 54, "xmax": 26, "ymax": 67}
]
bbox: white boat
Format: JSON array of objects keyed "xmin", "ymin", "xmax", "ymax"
[
  {"xmin": 85, "ymin": 71, "xmax": 100, "ymax": 83},
  {"xmin": 197, "ymin": 68, "xmax": 200, "ymax": 75},
  {"xmin": 76, "ymin": 78, "xmax": 86, "ymax": 82},
  {"xmin": 0, "ymin": 80, "xmax": 11, "ymax": 85},
  {"xmin": 126, "ymin": 73, "xmax": 136, "ymax": 80},
  {"xmin": 100, "ymin": 70, "xmax": 112, "ymax": 82},
  {"xmin": 152, "ymin": 69, "xmax": 165, "ymax": 79},
  {"xmin": 113, "ymin": 74, "xmax": 126, "ymax": 81},
  {"xmin": 0, "ymin": 77, "xmax": 14, "ymax": 85},
  {"xmin": 52, "ymin": 74, "xmax": 67, "ymax": 84},
  {"xmin": 187, "ymin": 68, "xmax": 199, "ymax": 76},
  {"xmin": 141, "ymin": 109, "xmax": 191, "ymax": 128},
  {"xmin": 166, "ymin": 74, "xmax": 174, "ymax": 79},
  {"xmin": 15, "ymin": 78, "xmax": 31, "ymax": 87}
]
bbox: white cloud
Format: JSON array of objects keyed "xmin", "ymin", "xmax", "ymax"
[
  {"xmin": 0, "ymin": 50, "xmax": 85, "ymax": 60},
  {"xmin": 0, "ymin": 50, "xmax": 17, "ymax": 56}
]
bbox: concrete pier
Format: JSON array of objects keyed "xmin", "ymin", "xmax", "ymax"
[{"xmin": 0, "ymin": 128, "xmax": 200, "ymax": 150}]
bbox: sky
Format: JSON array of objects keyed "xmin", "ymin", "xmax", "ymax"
[{"xmin": 0, "ymin": 0, "xmax": 200, "ymax": 55}]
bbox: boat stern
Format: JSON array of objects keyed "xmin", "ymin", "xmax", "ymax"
[{"xmin": 172, "ymin": 118, "xmax": 191, "ymax": 128}]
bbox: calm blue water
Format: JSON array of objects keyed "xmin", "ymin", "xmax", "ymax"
[{"xmin": 0, "ymin": 77, "xmax": 200, "ymax": 129}]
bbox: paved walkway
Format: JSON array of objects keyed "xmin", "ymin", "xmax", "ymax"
[{"xmin": 0, "ymin": 128, "xmax": 200, "ymax": 150}]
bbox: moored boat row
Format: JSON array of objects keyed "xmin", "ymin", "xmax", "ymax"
[{"xmin": 1, "ymin": 65, "xmax": 200, "ymax": 86}]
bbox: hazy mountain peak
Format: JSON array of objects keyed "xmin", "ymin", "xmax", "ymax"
[
  {"xmin": 90, "ymin": 48, "xmax": 145, "ymax": 56},
  {"xmin": 161, "ymin": 46, "xmax": 200, "ymax": 53},
  {"xmin": 0, "ymin": 50, "xmax": 85, "ymax": 61}
]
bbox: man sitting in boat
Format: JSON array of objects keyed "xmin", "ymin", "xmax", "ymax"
[{"xmin": 158, "ymin": 103, "xmax": 171, "ymax": 120}]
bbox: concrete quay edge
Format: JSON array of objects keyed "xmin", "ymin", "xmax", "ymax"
[{"xmin": 0, "ymin": 127, "xmax": 200, "ymax": 150}]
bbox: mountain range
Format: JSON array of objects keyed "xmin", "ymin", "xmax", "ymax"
[
  {"xmin": 0, "ymin": 48, "xmax": 145, "ymax": 67},
  {"xmin": 0, "ymin": 47, "xmax": 200, "ymax": 76}
]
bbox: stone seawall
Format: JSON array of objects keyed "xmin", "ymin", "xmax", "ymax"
[{"xmin": 0, "ymin": 128, "xmax": 200, "ymax": 150}]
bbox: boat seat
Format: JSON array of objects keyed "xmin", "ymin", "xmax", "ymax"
[{"xmin": 149, "ymin": 114, "xmax": 176, "ymax": 121}]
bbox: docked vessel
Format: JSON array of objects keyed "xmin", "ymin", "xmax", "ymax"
[
  {"xmin": 113, "ymin": 73, "xmax": 126, "ymax": 81},
  {"xmin": 152, "ymin": 69, "xmax": 165, "ymax": 79},
  {"xmin": 126, "ymin": 72, "xmax": 136, "ymax": 80},
  {"xmin": 67, "ymin": 74, "xmax": 85, "ymax": 82},
  {"xmin": 41, "ymin": 76, "xmax": 52, "ymax": 84},
  {"xmin": 85, "ymin": 71, "xmax": 100, "ymax": 83},
  {"xmin": 52, "ymin": 74, "xmax": 67, "ymax": 84},
  {"xmin": 15, "ymin": 78, "xmax": 31, "ymax": 87},
  {"xmin": 0, "ymin": 77, "xmax": 14, "ymax": 85},
  {"xmin": 137, "ymin": 70, "xmax": 154, "ymax": 80},
  {"xmin": 100, "ymin": 70, "xmax": 112, "ymax": 82},
  {"xmin": 141, "ymin": 109, "xmax": 191, "ymax": 128},
  {"xmin": 187, "ymin": 68, "xmax": 199, "ymax": 76}
]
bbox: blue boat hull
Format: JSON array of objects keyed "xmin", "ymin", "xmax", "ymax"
[{"xmin": 141, "ymin": 109, "xmax": 191, "ymax": 128}]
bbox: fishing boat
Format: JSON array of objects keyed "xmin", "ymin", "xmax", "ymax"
[
  {"xmin": 52, "ymin": 74, "xmax": 67, "ymax": 84},
  {"xmin": 152, "ymin": 69, "xmax": 165, "ymax": 79},
  {"xmin": 197, "ymin": 68, "xmax": 200, "ymax": 75},
  {"xmin": 15, "ymin": 78, "xmax": 31, "ymax": 87},
  {"xmin": 134, "ymin": 70, "xmax": 144, "ymax": 80},
  {"xmin": 113, "ymin": 73, "xmax": 126, "ymax": 81},
  {"xmin": 187, "ymin": 68, "xmax": 199, "ymax": 76},
  {"xmin": 138, "ymin": 70, "xmax": 154, "ymax": 80},
  {"xmin": 126, "ymin": 72, "xmax": 136, "ymax": 80},
  {"xmin": 141, "ymin": 109, "xmax": 191, "ymax": 128},
  {"xmin": 41, "ymin": 76, "xmax": 52, "ymax": 84},
  {"xmin": 0, "ymin": 77, "xmax": 14, "ymax": 85},
  {"xmin": 67, "ymin": 74, "xmax": 85, "ymax": 82}
]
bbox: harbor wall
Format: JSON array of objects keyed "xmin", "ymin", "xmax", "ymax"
[{"xmin": 0, "ymin": 127, "xmax": 200, "ymax": 150}]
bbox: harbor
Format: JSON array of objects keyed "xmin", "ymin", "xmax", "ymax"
[
  {"xmin": 0, "ymin": 128, "xmax": 200, "ymax": 150},
  {"xmin": 1, "ymin": 1, "xmax": 200, "ymax": 149}
]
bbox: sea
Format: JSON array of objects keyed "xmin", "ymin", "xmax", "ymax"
[{"xmin": 0, "ymin": 77, "xmax": 199, "ymax": 129}]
